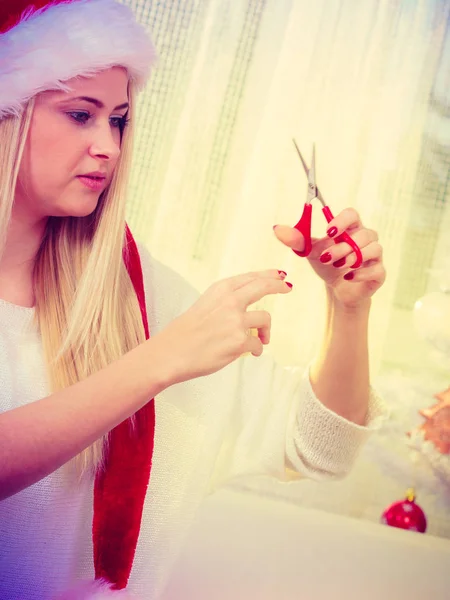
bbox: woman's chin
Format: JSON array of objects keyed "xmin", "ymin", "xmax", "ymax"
[{"xmin": 55, "ymin": 197, "xmax": 100, "ymax": 218}]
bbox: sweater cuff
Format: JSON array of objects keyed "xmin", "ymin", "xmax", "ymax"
[{"xmin": 286, "ymin": 365, "xmax": 389, "ymax": 480}]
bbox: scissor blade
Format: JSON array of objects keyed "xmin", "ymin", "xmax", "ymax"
[
  {"xmin": 316, "ymin": 185, "xmax": 326, "ymax": 205},
  {"xmin": 305, "ymin": 144, "xmax": 317, "ymax": 202},
  {"xmin": 309, "ymin": 144, "xmax": 316, "ymax": 187},
  {"xmin": 292, "ymin": 138, "xmax": 310, "ymax": 176},
  {"xmin": 293, "ymin": 139, "xmax": 327, "ymax": 207}
]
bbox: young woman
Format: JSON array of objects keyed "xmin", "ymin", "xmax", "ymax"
[{"xmin": 0, "ymin": 0, "xmax": 387, "ymax": 598}]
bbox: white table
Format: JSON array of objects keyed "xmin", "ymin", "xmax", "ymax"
[{"xmin": 162, "ymin": 488, "xmax": 450, "ymax": 600}]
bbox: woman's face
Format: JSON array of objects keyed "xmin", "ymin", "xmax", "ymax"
[{"xmin": 16, "ymin": 66, "xmax": 129, "ymax": 220}]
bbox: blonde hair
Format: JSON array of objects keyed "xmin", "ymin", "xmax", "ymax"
[{"xmin": 0, "ymin": 80, "xmax": 147, "ymax": 477}]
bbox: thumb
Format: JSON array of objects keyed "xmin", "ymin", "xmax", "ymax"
[{"xmin": 273, "ymin": 225, "xmax": 306, "ymax": 253}]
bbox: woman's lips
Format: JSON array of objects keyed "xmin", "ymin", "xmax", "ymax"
[{"xmin": 77, "ymin": 175, "xmax": 107, "ymax": 191}]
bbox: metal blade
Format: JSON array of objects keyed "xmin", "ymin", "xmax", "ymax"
[{"xmin": 292, "ymin": 138, "xmax": 309, "ymax": 176}]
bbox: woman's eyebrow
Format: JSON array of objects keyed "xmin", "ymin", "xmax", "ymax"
[{"xmin": 58, "ymin": 96, "xmax": 129, "ymax": 111}]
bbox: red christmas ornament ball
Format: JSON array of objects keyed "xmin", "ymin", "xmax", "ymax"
[{"xmin": 381, "ymin": 489, "xmax": 427, "ymax": 533}]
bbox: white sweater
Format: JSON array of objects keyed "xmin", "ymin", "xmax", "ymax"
[{"xmin": 0, "ymin": 243, "xmax": 387, "ymax": 600}]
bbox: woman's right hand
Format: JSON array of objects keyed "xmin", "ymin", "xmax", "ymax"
[{"xmin": 153, "ymin": 270, "xmax": 292, "ymax": 385}]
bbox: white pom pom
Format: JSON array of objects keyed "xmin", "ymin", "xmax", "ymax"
[{"xmin": 54, "ymin": 579, "xmax": 138, "ymax": 600}]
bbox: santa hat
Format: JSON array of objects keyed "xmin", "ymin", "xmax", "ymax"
[
  {"xmin": 0, "ymin": 0, "xmax": 157, "ymax": 118},
  {"xmin": 0, "ymin": 1, "xmax": 157, "ymax": 598}
]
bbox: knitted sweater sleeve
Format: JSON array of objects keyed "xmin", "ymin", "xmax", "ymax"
[
  {"xmin": 213, "ymin": 353, "xmax": 388, "ymax": 487},
  {"xmin": 136, "ymin": 243, "xmax": 388, "ymax": 486}
]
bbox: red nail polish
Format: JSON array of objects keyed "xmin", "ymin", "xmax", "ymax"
[
  {"xmin": 344, "ymin": 271, "xmax": 354, "ymax": 280},
  {"xmin": 333, "ymin": 257, "xmax": 346, "ymax": 268},
  {"xmin": 278, "ymin": 270, "xmax": 287, "ymax": 278},
  {"xmin": 327, "ymin": 226, "xmax": 338, "ymax": 238},
  {"xmin": 285, "ymin": 281, "xmax": 293, "ymax": 289},
  {"xmin": 320, "ymin": 252, "xmax": 332, "ymax": 263}
]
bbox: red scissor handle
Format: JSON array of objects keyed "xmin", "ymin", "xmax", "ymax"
[
  {"xmin": 292, "ymin": 203, "xmax": 312, "ymax": 257},
  {"xmin": 322, "ymin": 206, "xmax": 363, "ymax": 269},
  {"xmin": 291, "ymin": 204, "xmax": 363, "ymax": 269}
]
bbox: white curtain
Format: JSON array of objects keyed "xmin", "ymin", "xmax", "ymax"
[
  {"xmin": 123, "ymin": 0, "xmax": 449, "ymax": 379},
  {"xmin": 120, "ymin": 0, "xmax": 450, "ymax": 536}
]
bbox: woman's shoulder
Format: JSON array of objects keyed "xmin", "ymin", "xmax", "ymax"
[{"xmin": 135, "ymin": 240, "xmax": 200, "ymax": 321}]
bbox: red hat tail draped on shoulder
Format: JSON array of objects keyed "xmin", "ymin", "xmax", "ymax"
[{"xmin": 92, "ymin": 224, "xmax": 155, "ymax": 590}]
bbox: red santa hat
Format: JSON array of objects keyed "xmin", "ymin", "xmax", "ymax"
[{"xmin": 0, "ymin": 2, "xmax": 157, "ymax": 598}]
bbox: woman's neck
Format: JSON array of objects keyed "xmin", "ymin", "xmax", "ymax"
[{"xmin": 0, "ymin": 213, "xmax": 47, "ymax": 308}]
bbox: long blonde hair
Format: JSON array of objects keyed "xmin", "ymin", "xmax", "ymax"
[{"xmin": 0, "ymin": 80, "xmax": 147, "ymax": 476}]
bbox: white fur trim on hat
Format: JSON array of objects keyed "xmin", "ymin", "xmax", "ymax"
[
  {"xmin": 0, "ymin": 0, "xmax": 157, "ymax": 119},
  {"xmin": 54, "ymin": 578, "xmax": 139, "ymax": 600}
]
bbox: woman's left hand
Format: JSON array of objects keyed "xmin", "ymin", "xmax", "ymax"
[{"xmin": 273, "ymin": 208, "xmax": 386, "ymax": 308}]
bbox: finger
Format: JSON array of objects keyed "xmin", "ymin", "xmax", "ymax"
[
  {"xmin": 333, "ymin": 241, "xmax": 382, "ymax": 270},
  {"xmin": 244, "ymin": 310, "xmax": 271, "ymax": 344},
  {"xmin": 273, "ymin": 224, "xmax": 306, "ymax": 253},
  {"xmin": 311, "ymin": 226, "xmax": 377, "ymax": 260},
  {"xmin": 203, "ymin": 269, "xmax": 286, "ymax": 306},
  {"xmin": 344, "ymin": 262, "xmax": 386, "ymax": 284},
  {"xmin": 325, "ymin": 207, "xmax": 363, "ymax": 239},
  {"xmin": 235, "ymin": 277, "xmax": 292, "ymax": 308},
  {"xmin": 318, "ymin": 233, "xmax": 380, "ymax": 267},
  {"xmin": 214, "ymin": 269, "xmax": 287, "ymax": 293},
  {"xmin": 245, "ymin": 333, "xmax": 264, "ymax": 357}
]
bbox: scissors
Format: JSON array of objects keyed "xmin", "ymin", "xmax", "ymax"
[{"xmin": 291, "ymin": 140, "xmax": 363, "ymax": 269}]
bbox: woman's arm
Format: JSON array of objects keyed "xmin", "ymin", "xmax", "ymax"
[
  {"xmin": 309, "ymin": 289, "xmax": 371, "ymax": 425},
  {"xmin": 0, "ymin": 268, "xmax": 290, "ymax": 500},
  {"xmin": 273, "ymin": 207, "xmax": 386, "ymax": 427},
  {"xmin": 0, "ymin": 338, "xmax": 169, "ymax": 500}
]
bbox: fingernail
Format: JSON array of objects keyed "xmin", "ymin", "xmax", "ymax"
[
  {"xmin": 319, "ymin": 252, "xmax": 332, "ymax": 263},
  {"xmin": 327, "ymin": 226, "xmax": 338, "ymax": 238},
  {"xmin": 273, "ymin": 225, "xmax": 278, "ymax": 230},
  {"xmin": 333, "ymin": 257, "xmax": 346, "ymax": 268},
  {"xmin": 344, "ymin": 272, "xmax": 354, "ymax": 280},
  {"xmin": 278, "ymin": 270, "xmax": 287, "ymax": 278},
  {"xmin": 285, "ymin": 281, "xmax": 293, "ymax": 289}
]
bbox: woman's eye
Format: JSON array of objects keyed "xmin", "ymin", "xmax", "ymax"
[
  {"xmin": 68, "ymin": 111, "xmax": 91, "ymax": 124},
  {"xmin": 67, "ymin": 111, "xmax": 128, "ymax": 131},
  {"xmin": 111, "ymin": 116, "xmax": 129, "ymax": 131}
]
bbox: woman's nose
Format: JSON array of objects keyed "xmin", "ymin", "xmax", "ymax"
[{"xmin": 88, "ymin": 123, "xmax": 121, "ymax": 161}]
